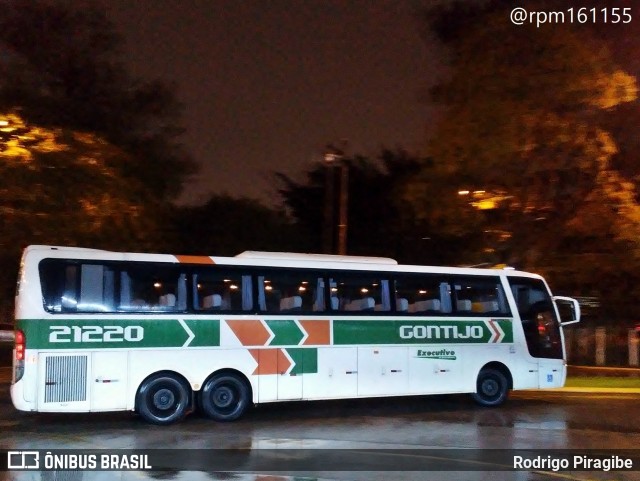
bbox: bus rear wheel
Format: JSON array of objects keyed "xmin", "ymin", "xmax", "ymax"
[
  {"xmin": 199, "ymin": 373, "xmax": 250, "ymax": 421},
  {"xmin": 471, "ymin": 368, "xmax": 509, "ymax": 407},
  {"xmin": 136, "ymin": 373, "xmax": 190, "ymax": 425}
]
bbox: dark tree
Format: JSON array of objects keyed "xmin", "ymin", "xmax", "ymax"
[
  {"xmin": 0, "ymin": 1, "xmax": 196, "ymax": 319},
  {"xmin": 416, "ymin": 0, "xmax": 640, "ymax": 322},
  {"xmin": 0, "ymin": 0, "xmax": 196, "ymax": 199},
  {"xmin": 168, "ymin": 195, "xmax": 303, "ymax": 256},
  {"xmin": 277, "ymin": 149, "xmax": 469, "ymax": 265}
]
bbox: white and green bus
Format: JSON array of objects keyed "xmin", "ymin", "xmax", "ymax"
[{"xmin": 11, "ymin": 245, "xmax": 580, "ymax": 424}]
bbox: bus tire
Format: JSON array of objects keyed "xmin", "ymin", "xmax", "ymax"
[
  {"xmin": 471, "ymin": 368, "xmax": 509, "ymax": 407},
  {"xmin": 136, "ymin": 373, "xmax": 190, "ymax": 425},
  {"xmin": 199, "ymin": 373, "xmax": 250, "ymax": 421}
]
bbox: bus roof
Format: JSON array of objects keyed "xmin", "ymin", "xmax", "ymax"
[
  {"xmin": 236, "ymin": 251, "xmax": 398, "ymax": 265},
  {"xmin": 23, "ymin": 245, "xmax": 542, "ymax": 279}
]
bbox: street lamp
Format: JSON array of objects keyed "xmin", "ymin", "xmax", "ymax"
[{"xmin": 323, "ymin": 142, "xmax": 349, "ymax": 255}]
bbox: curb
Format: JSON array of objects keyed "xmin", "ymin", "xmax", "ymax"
[
  {"xmin": 539, "ymin": 387, "xmax": 640, "ymax": 394},
  {"xmin": 568, "ymin": 365, "xmax": 640, "ymax": 376}
]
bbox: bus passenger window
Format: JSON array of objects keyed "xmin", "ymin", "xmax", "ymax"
[
  {"xmin": 257, "ymin": 270, "xmax": 323, "ymax": 313},
  {"xmin": 193, "ymin": 270, "xmax": 251, "ymax": 312},
  {"xmin": 118, "ymin": 264, "xmax": 185, "ymax": 312},
  {"xmin": 329, "ymin": 275, "xmax": 390, "ymax": 313},
  {"xmin": 394, "ymin": 276, "xmax": 449, "ymax": 315},
  {"xmin": 452, "ymin": 277, "xmax": 510, "ymax": 316},
  {"xmin": 39, "ymin": 260, "xmax": 79, "ymax": 313},
  {"xmin": 39, "ymin": 260, "xmax": 120, "ymax": 313}
]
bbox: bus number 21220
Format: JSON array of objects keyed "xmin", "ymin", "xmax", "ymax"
[{"xmin": 49, "ymin": 325, "xmax": 144, "ymax": 343}]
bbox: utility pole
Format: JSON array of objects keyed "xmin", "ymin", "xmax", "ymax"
[
  {"xmin": 323, "ymin": 141, "xmax": 349, "ymax": 255},
  {"xmin": 322, "ymin": 155, "xmax": 335, "ymax": 254},
  {"xmin": 337, "ymin": 159, "xmax": 348, "ymax": 255}
]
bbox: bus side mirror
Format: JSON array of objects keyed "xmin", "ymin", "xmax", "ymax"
[{"xmin": 553, "ymin": 296, "xmax": 581, "ymax": 326}]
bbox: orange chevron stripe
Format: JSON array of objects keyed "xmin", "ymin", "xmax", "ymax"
[
  {"xmin": 249, "ymin": 349, "xmax": 291, "ymax": 375},
  {"xmin": 227, "ymin": 320, "xmax": 271, "ymax": 346},
  {"xmin": 249, "ymin": 349, "xmax": 277, "ymax": 375},
  {"xmin": 300, "ymin": 319, "xmax": 330, "ymax": 345},
  {"xmin": 277, "ymin": 348, "xmax": 292, "ymax": 374},
  {"xmin": 174, "ymin": 255, "xmax": 215, "ymax": 264}
]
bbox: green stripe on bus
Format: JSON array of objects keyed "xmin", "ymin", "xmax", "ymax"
[
  {"xmin": 287, "ymin": 348, "xmax": 318, "ymax": 375},
  {"xmin": 17, "ymin": 318, "xmax": 220, "ymax": 349},
  {"xmin": 333, "ymin": 319, "xmax": 513, "ymax": 345},
  {"xmin": 266, "ymin": 320, "xmax": 304, "ymax": 346},
  {"xmin": 184, "ymin": 319, "xmax": 221, "ymax": 347}
]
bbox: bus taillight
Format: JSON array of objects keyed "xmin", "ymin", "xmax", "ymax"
[
  {"xmin": 15, "ymin": 330, "xmax": 25, "ymax": 361},
  {"xmin": 14, "ymin": 329, "xmax": 25, "ymax": 383}
]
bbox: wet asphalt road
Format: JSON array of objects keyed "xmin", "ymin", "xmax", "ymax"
[{"xmin": 2, "ymin": 371, "xmax": 640, "ymax": 481}]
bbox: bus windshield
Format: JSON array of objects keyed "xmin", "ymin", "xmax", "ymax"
[{"xmin": 509, "ymin": 276, "xmax": 562, "ymax": 359}]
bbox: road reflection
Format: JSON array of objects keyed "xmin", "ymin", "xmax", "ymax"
[{"xmin": 2, "ymin": 390, "xmax": 640, "ymax": 481}]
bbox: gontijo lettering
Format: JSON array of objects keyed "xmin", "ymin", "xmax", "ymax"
[{"xmin": 400, "ymin": 324, "xmax": 483, "ymax": 340}]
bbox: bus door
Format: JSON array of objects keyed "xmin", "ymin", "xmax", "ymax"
[{"xmin": 509, "ymin": 277, "xmax": 564, "ymax": 388}]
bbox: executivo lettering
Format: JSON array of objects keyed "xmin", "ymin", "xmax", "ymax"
[{"xmin": 416, "ymin": 349, "xmax": 457, "ymax": 360}]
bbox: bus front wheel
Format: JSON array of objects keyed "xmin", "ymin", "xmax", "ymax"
[
  {"xmin": 199, "ymin": 373, "xmax": 250, "ymax": 421},
  {"xmin": 471, "ymin": 368, "xmax": 509, "ymax": 407},
  {"xmin": 136, "ymin": 373, "xmax": 191, "ymax": 425}
]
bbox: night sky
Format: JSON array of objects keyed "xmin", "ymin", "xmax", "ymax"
[{"xmin": 98, "ymin": 1, "xmax": 438, "ymax": 205}]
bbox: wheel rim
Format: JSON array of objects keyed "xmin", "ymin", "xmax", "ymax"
[
  {"xmin": 153, "ymin": 388, "xmax": 176, "ymax": 411},
  {"xmin": 213, "ymin": 385, "xmax": 235, "ymax": 409},
  {"xmin": 145, "ymin": 380, "xmax": 183, "ymax": 419},
  {"xmin": 201, "ymin": 375, "xmax": 248, "ymax": 420},
  {"xmin": 481, "ymin": 378, "xmax": 499, "ymax": 398}
]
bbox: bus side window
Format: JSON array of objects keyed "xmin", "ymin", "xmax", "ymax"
[
  {"xmin": 393, "ymin": 276, "xmax": 449, "ymax": 315},
  {"xmin": 194, "ymin": 270, "xmax": 251, "ymax": 312},
  {"xmin": 258, "ymin": 271, "xmax": 321, "ymax": 313},
  {"xmin": 452, "ymin": 277, "xmax": 510, "ymax": 316},
  {"xmin": 329, "ymin": 275, "xmax": 388, "ymax": 313},
  {"xmin": 118, "ymin": 264, "xmax": 185, "ymax": 312},
  {"xmin": 40, "ymin": 261, "xmax": 118, "ymax": 313},
  {"xmin": 39, "ymin": 260, "xmax": 78, "ymax": 313}
]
